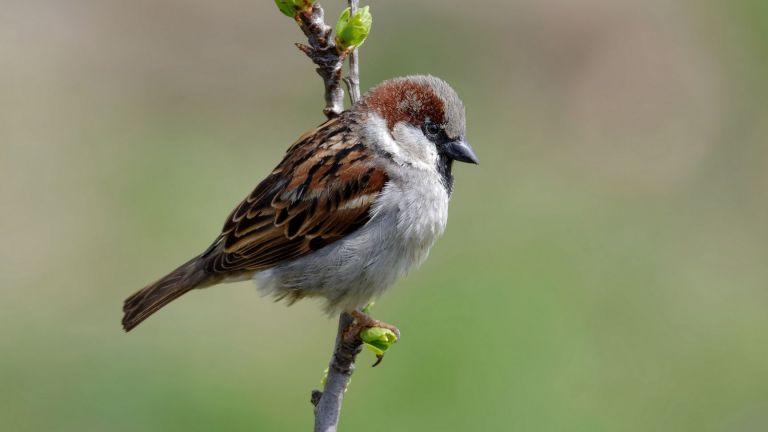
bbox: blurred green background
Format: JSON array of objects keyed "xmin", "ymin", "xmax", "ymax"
[{"xmin": 2, "ymin": 0, "xmax": 768, "ymax": 430}]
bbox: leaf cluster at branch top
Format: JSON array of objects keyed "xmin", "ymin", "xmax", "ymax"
[
  {"xmin": 274, "ymin": 0, "xmax": 314, "ymax": 17},
  {"xmin": 334, "ymin": 6, "xmax": 372, "ymax": 51}
]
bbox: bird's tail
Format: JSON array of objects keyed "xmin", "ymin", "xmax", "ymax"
[{"xmin": 122, "ymin": 256, "xmax": 209, "ymax": 331}]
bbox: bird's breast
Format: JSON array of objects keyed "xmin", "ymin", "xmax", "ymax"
[
  {"xmin": 252, "ymin": 166, "xmax": 450, "ymax": 313},
  {"xmin": 372, "ymin": 168, "xmax": 450, "ymax": 266}
]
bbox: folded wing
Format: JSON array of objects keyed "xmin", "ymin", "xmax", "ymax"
[{"xmin": 202, "ymin": 116, "xmax": 388, "ymax": 275}]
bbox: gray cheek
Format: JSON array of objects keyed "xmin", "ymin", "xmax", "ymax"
[{"xmin": 391, "ymin": 122, "xmax": 438, "ymax": 167}]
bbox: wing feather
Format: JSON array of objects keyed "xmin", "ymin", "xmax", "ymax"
[{"xmin": 201, "ymin": 116, "xmax": 388, "ymax": 275}]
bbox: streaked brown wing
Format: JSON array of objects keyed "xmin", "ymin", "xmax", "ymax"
[{"xmin": 201, "ymin": 116, "xmax": 388, "ymax": 275}]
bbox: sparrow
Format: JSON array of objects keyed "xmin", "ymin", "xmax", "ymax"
[{"xmin": 122, "ymin": 75, "xmax": 478, "ymax": 331}]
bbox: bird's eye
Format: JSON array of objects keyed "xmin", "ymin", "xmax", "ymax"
[{"xmin": 423, "ymin": 121, "xmax": 441, "ymax": 139}]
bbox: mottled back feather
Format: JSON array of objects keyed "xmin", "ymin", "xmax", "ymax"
[{"xmin": 200, "ymin": 113, "xmax": 388, "ymax": 276}]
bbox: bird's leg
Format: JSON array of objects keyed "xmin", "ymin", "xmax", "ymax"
[{"xmin": 342, "ymin": 309, "xmax": 401, "ymax": 343}]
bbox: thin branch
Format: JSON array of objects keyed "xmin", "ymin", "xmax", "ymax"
[
  {"xmin": 295, "ymin": 3, "xmax": 347, "ymax": 119},
  {"xmin": 311, "ymin": 310, "xmax": 400, "ymax": 431},
  {"xmin": 311, "ymin": 313, "xmax": 362, "ymax": 432},
  {"xmin": 342, "ymin": 0, "xmax": 361, "ymax": 104}
]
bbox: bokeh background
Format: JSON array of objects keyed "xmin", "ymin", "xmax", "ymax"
[{"xmin": 2, "ymin": 0, "xmax": 768, "ymax": 430}]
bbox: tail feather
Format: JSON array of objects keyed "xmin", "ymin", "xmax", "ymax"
[{"xmin": 122, "ymin": 257, "xmax": 208, "ymax": 331}]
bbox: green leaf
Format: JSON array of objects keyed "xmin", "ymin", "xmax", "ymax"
[
  {"xmin": 360, "ymin": 326, "xmax": 397, "ymax": 356},
  {"xmin": 274, "ymin": 0, "xmax": 313, "ymax": 17},
  {"xmin": 334, "ymin": 6, "xmax": 372, "ymax": 51}
]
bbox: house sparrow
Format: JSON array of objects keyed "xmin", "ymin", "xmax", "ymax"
[{"xmin": 122, "ymin": 75, "xmax": 477, "ymax": 331}]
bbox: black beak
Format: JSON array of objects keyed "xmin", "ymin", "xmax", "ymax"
[{"xmin": 443, "ymin": 139, "xmax": 479, "ymax": 164}]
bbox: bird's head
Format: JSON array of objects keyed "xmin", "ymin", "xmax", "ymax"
[{"xmin": 358, "ymin": 75, "xmax": 478, "ymax": 189}]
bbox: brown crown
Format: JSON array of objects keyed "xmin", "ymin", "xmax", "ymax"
[{"xmin": 362, "ymin": 78, "xmax": 446, "ymax": 131}]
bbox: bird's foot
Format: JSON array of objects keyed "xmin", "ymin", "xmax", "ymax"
[
  {"xmin": 343, "ymin": 310, "xmax": 400, "ymax": 341},
  {"xmin": 343, "ymin": 310, "xmax": 400, "ymax": 366}
]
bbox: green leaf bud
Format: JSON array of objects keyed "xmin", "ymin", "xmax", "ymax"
[
  {"xmin": 334, "ymin": 6, "xmax": 372, "ymax": 51},
  {"xmin": 360, "ymin": 326, "xmax": 397, "ymax": 356},
  {"xmin": 275, "ymin": 0, "xmax": 313, "ymax": 18}
]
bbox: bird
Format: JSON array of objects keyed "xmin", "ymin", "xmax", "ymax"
[{"xmin": 122, "ymin": 75, "xmax": 478, "ymax": 332}]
